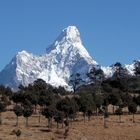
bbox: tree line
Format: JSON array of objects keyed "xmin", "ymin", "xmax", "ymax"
[{"xmin": 0, "ymin": 61, "xmax": 140, "ymax": 138}]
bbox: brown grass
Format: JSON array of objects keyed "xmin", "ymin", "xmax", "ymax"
[{"xmin": 0, "ymin": 107, "xmax": 140, "ymax": 140}]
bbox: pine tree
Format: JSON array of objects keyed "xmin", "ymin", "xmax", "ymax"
[
  {"xmin": 0, "ymin": 102, "xmax": 6, "ymax": 125},
  {"xmin": 69, "ymin": 73, "xmax": 84, "ymax": 93},
  {"xmin": 115, "ymin": 107, "xmax": 123, "ymax": 123},
  {"xmin": 128, "ymin": 102, "xmax": 137, "ymax": 123},
  {"xmin": 23, "ymin": 103, "xmax": 33, "ymax": 127},
  {"xmin": 42, "ymin": 106, "xmax": 55, "ymax": 128},
  {"xmin": 13, "ymin": 105, "xmax": 23, "ymax": 126}
]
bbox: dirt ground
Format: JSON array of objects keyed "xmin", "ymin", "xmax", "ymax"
[{"xmin": 0, "ymin": 109, "xmax": 140, "ymax": 140}]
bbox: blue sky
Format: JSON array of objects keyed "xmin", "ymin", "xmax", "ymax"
[{"xmin": 0, "ymin": 0, "xmax": 140, "ymax": 70}]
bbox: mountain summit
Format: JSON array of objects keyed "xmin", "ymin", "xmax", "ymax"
[
  {"xmin": 55, "ymin": 26, "xmax": 81, "ymax": 43},
  {"xmin": 0, "ymin": 26, "xmax": 97, "ymax": 90}
]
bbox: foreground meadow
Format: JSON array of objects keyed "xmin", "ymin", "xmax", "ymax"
[{"xmin": 0, "ymin": 107, "xmax": 140, "ymax": 140}]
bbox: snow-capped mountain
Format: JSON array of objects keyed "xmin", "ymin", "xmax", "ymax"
[
  {"xmin": 102, "ymin": 63, "xmax": 135, "ymax": 78},
  {"xmin": 0, "ymin": 26, "xmax": 97, "ymax": 90},
  {"xmin": 0, "ymin": 26, "xmax": 137, "ymax": 90},
  {"xmin": 125, "ymin": 63, "xmax": 135, "ymax": 75}
]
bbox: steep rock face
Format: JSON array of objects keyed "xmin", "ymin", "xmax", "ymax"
[{"xmin": 0, "ymin": 26, "xmax": 97, "ymax": 90}]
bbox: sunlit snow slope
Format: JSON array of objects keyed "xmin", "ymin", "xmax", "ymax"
[
  {"xmin": 0, "ymin": 26, "xmax": 97, "ymax": 90},
  {"xmin": 0, "ymin": 26, "xmax": 136, "ymax": 90}
]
